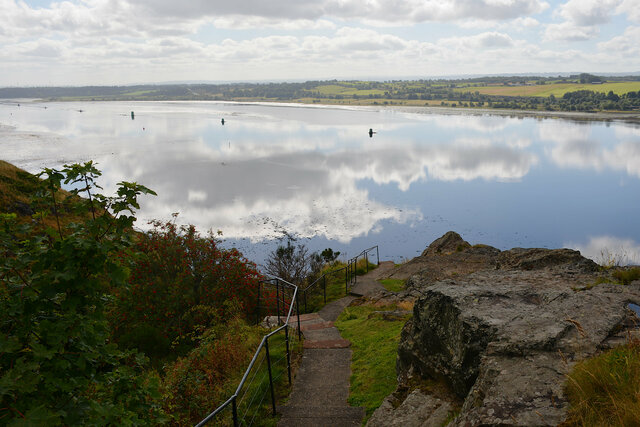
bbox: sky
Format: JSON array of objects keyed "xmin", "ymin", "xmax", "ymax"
[{"xmin": 1, "ymin": 0, "xmax": 639, "ymax": 86}]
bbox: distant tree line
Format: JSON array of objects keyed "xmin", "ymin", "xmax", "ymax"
[{"xmin": 1, "ymin": 74, "xmax": 639, "ymax": 112}]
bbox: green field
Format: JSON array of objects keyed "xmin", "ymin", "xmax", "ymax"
[
  {"xmin": 456, "ymin": 82, "xmax": 640, "ymax": 97},
  {"xmin": 312, "ymin": 84, "xmax": 386, "ymax": 97}
]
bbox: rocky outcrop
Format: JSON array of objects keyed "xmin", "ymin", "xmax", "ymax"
[
  {"xmin": 495, "ymin": 247, "xmax": 599, "ymax": 272},
  {"xmin": 369, "ymin": 232, "xmax": 640, "ymax": 426},
  {"xmin": 387, "ymin": 231, "xmax": 501, "ymax": 286},
  {"xmin": 421, "ymin": 231, "xmax": 471, "ymax": 256},
  {"xmin": 367, "ymin": 389, "xmax": 453, "ymax": 427}
]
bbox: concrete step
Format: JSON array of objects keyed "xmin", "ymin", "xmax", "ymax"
[{"xmin": 278, "ymin": 405, "xmax": 365, "ymax": 427}]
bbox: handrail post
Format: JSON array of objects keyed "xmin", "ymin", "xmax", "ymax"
[
  {"xmin": 265, "ymin": 337, "xmax": 277, "ymax": 417},
  {"xmin": 296, "ymin": 291, "xmax": 302, "ymax": 341},
  {"xmin": 285, "ymin": 325, "xmax": 292, "ymax": 385},
  {"xmin": 376, "ymin": 246, "xmax": 380, "ymax": 266},
  {"xmin": 323, "ymin": 276, "xmax": 326, "ymax": 304},
  {"xmin": 232, "ymin": 397, "xmax": 238, "ymax": 427},
  {"xmin": 365, "ymin": 253, "xmax": 369, "ymax": 273},
  {"xmin": 276, "ymin": 280, "xmax": 281, "ymax": 324},
  {"xmin": 345, "ymin": 265, "xmax": 348, "ymax": 293}
]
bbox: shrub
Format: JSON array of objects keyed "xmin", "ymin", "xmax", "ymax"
[
  {"xmin": 110, "ymin": 219, "xmax": 262, "ymax": 358},
  {"xmin": 0, "ymin": 162, "xmax": 164, "ymax": 425}
]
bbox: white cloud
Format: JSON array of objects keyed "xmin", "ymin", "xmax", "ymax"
[
  {"xmin": 543, "ymin": 0, "xmax": 624, "ymax": 41},
  {"xmin": 556, "ymin": 0, "xmax": 621, "ymax": 26},
  {"xmin": 212, "ymin": 17, "xmax": 336, "ymax": 30},
  {"xmin": 0, "ymin": 0, "xmax": 637, "ymax": 85},
  {"xmin": 597, "ymin": 26, "xmax": 640, "ymax": 55},
  {"xmin": 543, "ymin": 22, "xmax": 599, "ymax": 41},
  {"xmin": 566, "ymin": 236, "xmax": 640, "ymax": 266},
  {"xmin": 616, "ymin": 0, "xmax": 640, "ymax": 23}
]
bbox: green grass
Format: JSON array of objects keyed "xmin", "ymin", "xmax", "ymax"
[
  {"xmin": 335, "ymin": 304, "xmax": 411, "ymax": 423},
  {"xmin": 612, "ymin": 268, "xmax": 640, "ymax": 285},
  {"xmin": 379, "ymin": 279, "xmax": 405, "ymax": 293},
  {"xmin": 302, "ymin": 264, "xmax": 350, "ymax": 313},
  {"xmin": 564, "ymin": 339, "xmax": 640, "ymax": 426},
  {"xmin": 457, "ymin": 82, "xmax": 640, "ymax": 98},
  {"xmin": 302, "ymin": 260, "xmax": 377, "ymax": 313}
]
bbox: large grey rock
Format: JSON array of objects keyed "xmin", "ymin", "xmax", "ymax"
[
  {"xmin": 495, "ymin": 247, "xmax": 599, "ymax": 272},
  {"xmin": 421, "ymin": 231, "xmax": 471, "ymax": 256},
  {"xmin": 397, "ymin": 268, "xmax": 640, "ymax": 426},
  {"xmin": 367, "ymin": 389, "xmax": 453, "ymax": 427}
]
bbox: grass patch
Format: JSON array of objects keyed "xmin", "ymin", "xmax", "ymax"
[
  {"xmin": 612, "ymin": 268, "xmax": 640, "ymax": 285},
  {"xmin": 379, "ymin": 279, "xmax": 405, "ymax": 293},
  {"xmin": 335, "ymin": 304, "xmax": 411, "ymax": 423},
  {"xmin": 302, "ymin": 264, "xmax": 350, "ymax": 313},
  {"xmin": 563, "ymin": 338, "xmax": 640, "ymax": 426},
  {"xmin": 457, "ymin": 82, "xmax": 640, "ymax": 98},
  {"xmin": 302, "ymin": 259, "xmax": 377, "ymax": 313}
]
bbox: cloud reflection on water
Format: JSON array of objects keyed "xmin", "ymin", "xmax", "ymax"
[
  {"xmin": 539, "ymin": 119, "xmax": 640, "ymax": 177},
  {"xmin": 90, "ymin": 124, "xmax": 540, "ymax": 242},
  {"xmin": 2, "ymin": 101, "xmax": 640, "ymax": 256}
]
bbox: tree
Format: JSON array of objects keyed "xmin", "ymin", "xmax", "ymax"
[
  {"xmin": 264, "ymin": 240, "xmax": 313, "ymax": 285},
  {"xmin": 0, "ymin": 162, "xmax": 164, "ymax": 425},
  {"xmin": 320, "ymin": 248, "xmax": 341, "ymax": 264}
]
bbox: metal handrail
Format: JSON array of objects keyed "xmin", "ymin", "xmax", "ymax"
[
  {"xmin": 300, "ymin": 245, "xmax": 380, "ymax": 313},
  {"xmin": 196, "ymin": 276, "xmax": 299, "ymax": 427},
  {"xmin": 197, "ymin": 246, "xmax": 381, "ymax": 425}
]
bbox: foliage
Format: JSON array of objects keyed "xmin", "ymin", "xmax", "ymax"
[
  {"xmin": 110, "ymin": 218, "xmax": 262, "ymax": 359},
  {"xmin": 379, "ymin": 278, "xmax": 405, "ymax": 293},
  {"xmin": 564, "ymin": 338, "xmax": 640, "ymax": 426},
  {"xmin": 0, "ymin": 162, "xmax": 165, "ymax": 425},
  {"xmin": 335, "ymin": 304, "xmax": 411, "ymax": 421},
  {"xmin": 162, "ymin": 313, "xmax": 302, "ymax": 426},
  {"xmin": 320, "ymin": 248, "xmax": 341, "ymax": 264},
  {"xmin": 161, "ymin": 316, "xmax": 263, "ymax": 426}
]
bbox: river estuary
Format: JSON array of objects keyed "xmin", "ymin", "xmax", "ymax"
[{"xmin": 2, "ymin": 100, "xmax": 640, "ymax": 265}]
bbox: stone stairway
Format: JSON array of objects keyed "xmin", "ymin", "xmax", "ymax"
[{"xmin": 277, "ymin": 297, "xmax": 364, "ymax": 427}]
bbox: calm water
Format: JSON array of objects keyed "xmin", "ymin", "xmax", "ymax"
[{"xmin": 2, "ymin": 100, "xmax": 640, "ymax": 265}]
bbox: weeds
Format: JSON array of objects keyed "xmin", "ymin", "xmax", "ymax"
[
  {"xmin": 379, "ymin": 278, "xmax": 405, "ymax": 293},
  {"xmin": 563, "ymin": 337, "xmax": 640, "ymax": 426},
  {"xmin": 612, "ymin": 268, "xmax": 640, "ymax": 285}
]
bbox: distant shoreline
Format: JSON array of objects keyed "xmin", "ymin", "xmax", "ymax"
[{"xmin": 5, "ymin": 97, "xmax": 639, "ymax": 124}]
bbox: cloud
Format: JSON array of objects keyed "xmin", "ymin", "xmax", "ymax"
[
  {"xmin": 126, "ymin": 0, "xmax": 550, "ymax": 24},
  {"xmin": 543, "ymin": 0, "xmax": 623, "ymax": 41},
  {"xmin": 543, "ymin": 22, "xmax": 599, "ymax": 41},
  {"xmin": 566, "ymin": 235, "xmax": 640, "ymax": 266},
  {"xmin": 597, "ymin": 26, "xmax": 640, "ymax": 55},
  {"xmin": 555, "ymin": 0, "xmax": 621, "ymax": 26},
  {"xmin": 2, "ymin": 0, "xmax": 550, "ymax": 40},
  {"xmin": 617, "ymin": 0, "xmax": 640, "ymax": 23}
]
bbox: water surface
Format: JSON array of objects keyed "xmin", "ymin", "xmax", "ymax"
[{"xmin": 2, "ymin": 101, "xmax": 640, "ymax": 265}]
